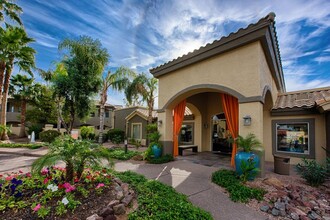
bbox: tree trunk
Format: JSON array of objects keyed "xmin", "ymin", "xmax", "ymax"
[
  {"xmin": 65, "ymin": 160, "xmax": 74, "ymax": 182},
  {"xmin": 18, "ymin": 99, "xmax": 27, "ymax": 137},
  {"xmin": 68, "ymin": 102, "xmax": 74, "ymax": 134},
  {"xmin": 1, "ymin": 57, "xmax": 14, "ymax": 140},
  {"xmin": 98, "ymin": 103, "xmax": 105, "ymax": 144},
  {"xmin": 0, "ymin": 61, "xmax": 6, "ymax": 107}
]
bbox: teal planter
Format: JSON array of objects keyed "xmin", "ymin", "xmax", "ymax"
[
  {"xmin": 152, "ymin": 145, "xmax": 162, "ymax": 158},
  {"xmin": 235, "ymin": 151, "xmax": 260, "ymax": 180}
]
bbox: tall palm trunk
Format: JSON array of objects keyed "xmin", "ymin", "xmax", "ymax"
[
  {"xmin": 98, "ymin": 104, "xmax": 105, "ymax": 144},
  {"xmin": 0, "ymin": 61, "xmax": 6, "ymax": 107},
  {"xmin": 19, "ymin": 99, "xmax": 27, "ymax": 137},
  {"xmin": 1, "ymin": 57, "xmax": 14, "ymax": 140}
]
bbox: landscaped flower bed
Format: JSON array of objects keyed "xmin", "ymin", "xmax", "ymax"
[{"xmin": 0, "ymin": 167, "xmax": 127, "ymax": 219}]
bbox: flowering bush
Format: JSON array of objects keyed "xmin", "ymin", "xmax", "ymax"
[{"xmin": 0, "ymin": 166, "xmax": 113, "ymax": 219}]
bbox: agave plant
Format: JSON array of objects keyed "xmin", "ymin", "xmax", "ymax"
[{"xmin": 32, "ymin": 135, "xmax": 113, "ymax": 181}]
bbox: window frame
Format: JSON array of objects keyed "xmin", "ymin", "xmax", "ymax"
[
  {"xmin": 179, "ymin": 122, "xmax": 194, "ymax": 145},
  {"xmin": 131, "ymin": 123, "xmax": 142, "ymax": 140},
  {"xmin": 272, "ymin": 118, "xmax": 315, "ymax": 158}
]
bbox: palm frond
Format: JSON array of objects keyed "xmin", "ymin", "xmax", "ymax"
[{"xmin": 31, "ymin": 153, "xmax": 64, "ymax": 175}]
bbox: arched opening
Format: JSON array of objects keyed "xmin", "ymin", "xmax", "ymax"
[{"xmin": 263, "ymin": 89, "xmax": 274, "ymax": 161}]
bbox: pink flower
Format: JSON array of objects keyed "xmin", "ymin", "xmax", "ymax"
[
  {"xmin": 5, "ymin": 176, "xmax": 14, "ymax": 181},
  {"xmin": 41, "ymin": 168, "xmax": 48, "ymax": 176},
  {"xmin": 33, "ymin": 204, "xmax": 41, "ymax": 212},
  {"xmin": 19, "ymin": 170, "xmax": 23, "ymax": 174},
  {"xmin": 25, "ymin": 172, "xmax": 32, "ymax": 178},
  {"xmin": 43, "ymin": 178, "xmax": 50, "ymax": 184},
  {"xmin": 96, "ymin": 183, "xmax": 105, "ymax": 189},
  {"xmin": 63, "ymin": 182, "xmax": 76, "ymax": 193}
]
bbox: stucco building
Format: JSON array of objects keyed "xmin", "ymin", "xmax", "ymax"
[{"xmin": 150, "ymin": 13, "xmax": 329, "ymax": 165}]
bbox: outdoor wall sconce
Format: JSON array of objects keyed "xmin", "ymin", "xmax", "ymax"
[
  {"xmin": 158, "ymin": 120, "xmax": 163, "ymax": 126},
  {"xmin": 204, "ymin": 123, "xmax": 208, "ymax": 129},
  {"xmin": 243, "ymin": 115, "xmax": 251, "ymax": 126}
]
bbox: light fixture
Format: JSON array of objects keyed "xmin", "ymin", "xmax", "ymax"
[
  {"xmin": 212, "ymin": 115, "xmax": 219, "ymax": 121},
  {"xmin": 158, "ymin": 120, "xmax": 163, "ymax": 126},
  {"xmin": 243, "ymin": 115, "xmax": 251, "ymax": 126}
]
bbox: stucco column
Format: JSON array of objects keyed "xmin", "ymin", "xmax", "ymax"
[
  {"xmin": 239, "ymin": 102, "xmax": 265, "ymax": 177},
  {"xmin": 158, "ymin": 109, "xmax": 173, "ymax": 155}
]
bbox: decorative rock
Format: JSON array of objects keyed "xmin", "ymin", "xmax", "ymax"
[
  {"xmin": 122, "ymin": 194, "xmax": 133, "ymax": 206},
  {"xmin": 297, "ymin": 205, "xmax": 311, "ymax": 214},
  {"xmin": 104, "ymin": 215, "xmax": 116, "ymax": 220},
  {"xmin": 260, "ymin": 205, "xmax": 270, "ymax": 212},
  {"xmin": 99, "ymin": 207, "xmax": 114, "ymax": 217},
  {"xmin": 121, "ymin": 183, "xmax": 129, "ymax": 195},
  {"xmin": 86, "ymin": 214, "xmax": 103, "ymax": 220},
  {"xmin": 113, "ymin": 204, "xmax": 126, "ymax": 215},
  {"xmin": 300, "ymin": 215, "xmax": 309, "ymax": 220},
  {"xmin": 108, "ymin": 200, "xmax": 120, "ymax": 208},
  {"xmin": 272, "ymin": 208, "xmax": 280, "ymax": 216},
  {"xmin": 290, "ymin": 212, "xmax": 299, "ymax": 220},
  {"xmin": 279, "ymin": 209, "xmax": 286, "ymax": 217},
  {"xmin": 114, "ymin": 178, "xmax": 123, "ymax": 185},
  {"xmin": 263, "ymin": 177, "xmax": 284, "ymax": 189},
  {"xmin": 116, "ymin": 190, "xmax": 124, "ymax": 200},
  {"xmin": 322, "ymin": 216, "xmax": 330, "ymax": 220},
  {"xmin": 289, "ymin": 207, "xmax": 306, "ymax": 216},
  {"xmin": 307, "ymin": 211, "xmax": 320, "ymax": 220},
  {"xmin": 274, "ymin": 201, "xmax": 286, "ymax": 211}
]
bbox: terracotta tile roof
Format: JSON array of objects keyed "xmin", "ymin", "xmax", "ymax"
[
  {"xmin": 128, "ymin": 107, "xmax": 193, "ymax": 120},
  {"xmin": 273, "ymin": 87, "xmax": 330, "ymax": 110}
]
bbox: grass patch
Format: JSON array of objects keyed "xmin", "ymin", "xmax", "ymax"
[
  {"xmin": 0, "ymin": 143, "xmax": 44, "ymax": 149},
  {"xmin": 108, "ymin": 148, "xmax": 140, "ymax": 160},
  {"xmin": 115, "ymin": 171, "xmax": 213, "ymax": 220},
  {"xmin": 148, "ymin": 154, "xmax": 174, "ymax": 164},
  {"xmin": 212, "ymin": 169, "xmax": 266, "ymax": 203}
]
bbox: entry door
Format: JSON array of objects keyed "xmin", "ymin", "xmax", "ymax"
[{"xmin": 212, "ymin": 113, "xmax": 232, "ymax": 153}]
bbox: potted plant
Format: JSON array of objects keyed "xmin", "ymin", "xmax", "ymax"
[
  {"xmin": 234, "ymin": 133, "xmax": 261, "ymax": 180},
  {"xmin": 148, "ymin": 130, "xmax": 162, "ymax": 158}
]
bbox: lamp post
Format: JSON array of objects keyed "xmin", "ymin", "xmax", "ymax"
[{"xmin": 124, "ymin": 139, "xmax": 128, "ymax": 154}]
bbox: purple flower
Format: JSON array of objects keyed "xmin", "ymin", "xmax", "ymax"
[
  {"xmin": 14, "ymin": 191, "xmax": 22, "ymax": 198},
  {"xmin": 11, "ymin": 178, "xmax": 23, "ymax": 185}
]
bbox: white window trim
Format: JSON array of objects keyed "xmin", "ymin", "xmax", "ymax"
[{"xmin": 131, "ymin": 123, "xmax": 142, "ymax": 140}]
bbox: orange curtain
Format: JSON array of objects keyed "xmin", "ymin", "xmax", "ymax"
[
  {"xmin": 221, "ymin": 93, "xmax": 239, "ymax": 167},
  {"xmin": 173, "ymin": 99, "xmax": 186, "ymax": 157}
]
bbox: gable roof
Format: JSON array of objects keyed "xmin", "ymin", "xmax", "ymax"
[
  {"xmin": 125, "ymin": 106, "xmax": 194, "ymax": 121},
  {"xmin": 150, "ymin": 12, "xmax": 285, "ymax": 93},
  {"xmin": 272, "ymin": 87, "xmax": 330, "ymax": 113}
]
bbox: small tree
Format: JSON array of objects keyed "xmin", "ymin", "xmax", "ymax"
[
  {"xmin": 9, "ymin": 74, "xmax": 42, "ymax": 137},
  {"xmin": 32, "ymin": 135, "xmax": 112, "ymax": 181}
]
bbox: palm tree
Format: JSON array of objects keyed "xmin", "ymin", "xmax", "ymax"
[
  {"xmin": 32, "ymin": 135, "xmax": 113, "ymax": 181},
  {"xmin": 98, "ymin": 66, "xmax": 135, "ymax": 144},
  {"xmin": 125, "ymin": 73, "xmax": 158, "ymax": 124},
  {"xmin": 0, "ymin": 0, "xmax": 23, "ymax": 26},
  {"xmin": 10, "ymin": 74, "xmax": 41, "ymax": 137},
  {"xmin": 0, "ymin": 26, "xmax": 35, "ymax": 140}
]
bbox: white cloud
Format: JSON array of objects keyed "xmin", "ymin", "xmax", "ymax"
[{"xmin": 314, "ymin": 56, "xmax": 330, "ymax": 63}]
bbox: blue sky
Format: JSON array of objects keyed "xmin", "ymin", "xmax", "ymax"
[{"xmin": 18, "ymin": 0, "xmax": 330, "ymax": 106}]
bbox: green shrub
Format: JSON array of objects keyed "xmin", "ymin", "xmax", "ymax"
[
  {"xmin": 108, "ymin": 149, "xmax": 140, "ymax": 160},
  {"xmin": 212, "ymin": 169, "xmax": 266, "ymax": 203},
  {"xmin": 115, "ymin": 171, "xmax": 213, "ymax": 220},
  {"xmin": 239, "ymin": 159, "xmax": 260, "ymax": 182},
  {"xmin": 27, "ymin": 124, "xmax": 43, "ymax": 139},
  {"xmin": 296, "ymin": 158, "xmax": 328, "ymax": 187},
  {"xmin": 107, "ymin": 129, "xmax": 125, "ymax": 144},
  {"xmin": 39, "ymin": 130, "xmax": 61, "ymax": 143},
  {"xmin": 0, "ymin": 143, "xmax": 44, "ymax": 149},
  {"xmin": 148, "ymin": 154, "xmax": 174, "ymax": 164},
  {"xmin": 80, "ymin": 126, "xmax": 95, "ymax": 140}
]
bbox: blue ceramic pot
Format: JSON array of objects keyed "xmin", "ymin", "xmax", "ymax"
[
  {"xmin": 152, "ymin": 145, "xmax": 162, "ymax": 158},
  {"xmin": 235, "ymin": 151, "xmax": 260, "ymax": 180}
]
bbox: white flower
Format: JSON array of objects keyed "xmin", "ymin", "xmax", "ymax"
[
  {"xmin": 47, "ymin": 184, "xmax": 58, "ymax": 192},
  {"xmin": 61, "ymin": 197, "xmax": 69, "ymax": 205}
]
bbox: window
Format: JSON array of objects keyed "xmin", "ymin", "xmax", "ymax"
[
  {"xmin": 131, "ymin": 123, "xmax": 142, "ymax": 140},
  {"xmin": 272, "ymin": 119, "xmax": 315, "ymax": 158},
  {"xmin": 105, "ymin": 111, "xmax": 110, "ymax": 118},
  {"xmin": 179, "ymin": 123, "xmax": 194, "ymax": 145}
]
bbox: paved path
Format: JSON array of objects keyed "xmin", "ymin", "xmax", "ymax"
[
  {"xmin": 0, "ymin": 147, "xmax": 267, "ymax": 220},
  {"xmin": 115, "ymin": 160, "xmax": 266, "ymax": 220}
]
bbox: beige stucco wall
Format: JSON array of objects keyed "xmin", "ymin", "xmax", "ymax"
[
  {"xmin": 263, "ymin": 113, "xmax": 326, "ymax": 164},
  {"xmin": 158, "ymin": 42, "xmax": 263, "ymax": 109}
]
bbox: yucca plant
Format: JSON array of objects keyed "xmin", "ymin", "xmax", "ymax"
[
  {"xmin": 32, "ymin": 135, "xmax": 113, "ymax": 181},
  {"xmin": 236, "ymin": 133, "xmax": 261, "ymax": 152}
]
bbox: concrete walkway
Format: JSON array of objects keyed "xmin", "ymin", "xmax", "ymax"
[
  {"xmin": 115, "ymin": 160, "xmax": 267, "ymax": 220},
  {"xmin": 0, "ymin": 147, "xmax": 267, "ymax": 220}
]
